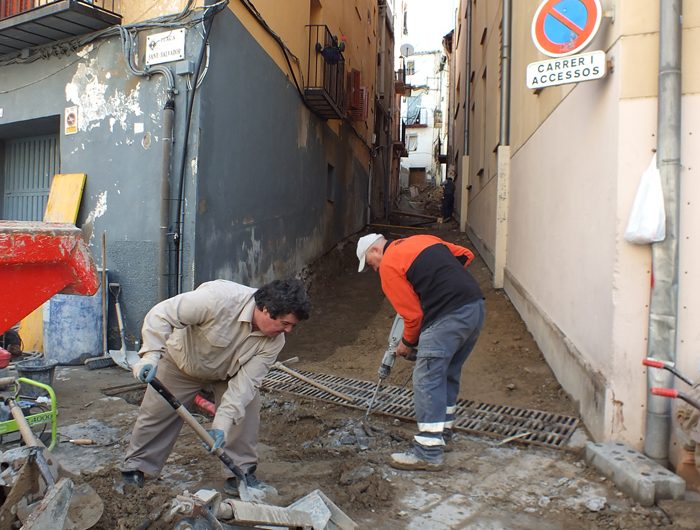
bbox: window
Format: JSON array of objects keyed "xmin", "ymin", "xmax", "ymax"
[
  {"xmin": 406, "ymin": 95, "xmax": 422, "ymax": 124},
  {"xmin": 406, "ymin": 60, "xmax": 415, "ymax": 76},
  {"xmin": 407, "ymin": 134, "xmax": 418, "ymax": 151}
]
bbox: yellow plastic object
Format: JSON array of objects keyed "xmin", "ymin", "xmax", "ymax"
[
  {"xmin": 44, "ymin": 173, "xmax": 86, "ymax": 223},
  {"xmin": 0, "ymin": 378, "xmax": 58, "ymax": 450},
  {"xmin": 19, "ymin": 173, "xmax": 87, "ymax": 351}
]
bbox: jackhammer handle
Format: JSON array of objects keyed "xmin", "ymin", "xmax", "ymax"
[
  {"xmin": 149, "ymin": 377, "xmax": 246, "ymax": 482},
  {"xmin": 643, "ymin": 359, "xmax": 666, "ymax": 369},
  {"xmin": 644, "ymin": 358, "xmax": 695, "ymax": 386},
  {"xmin": 651, "ymin": 387, "xmax": 678, "ymax": 398},
  {"xmin": 679, "ymin": 392, "xmax": 700, "ymax": 411}
]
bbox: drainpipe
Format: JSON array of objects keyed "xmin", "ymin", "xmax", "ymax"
[
  {"xmin": 644, "ymin": 0, "xmax": 682, "ymax": 465},
  {"xmin": 462, "ymin": 0, "xmax": 472, "ymax": 156},
  {"xmin": 118, "ymin": 25, "xmax": 177, "ymax": 300},
  {"xmin": 499, "ymin": 0, "xmax": 511, "ymax": 146},
  {"xmin": 159, "ymin": 98, "xmax": 175, "ymax": 302}
]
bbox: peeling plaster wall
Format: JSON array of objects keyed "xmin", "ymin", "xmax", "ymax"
[
  {"xmin": 0, "ymin": 11, "xmax": 370, "ymax": 344},
  {"xmin": 0, "ymin": 37, "xmax": 173, "ymax": 343},
  {"xmin": 194, "ymin": 10, "xmax": 369, "ymax": 286}
]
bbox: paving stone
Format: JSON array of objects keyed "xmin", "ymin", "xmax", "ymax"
[{"xmin": 585, "ymin": 441, "xmax": 686, "ymax": 506}]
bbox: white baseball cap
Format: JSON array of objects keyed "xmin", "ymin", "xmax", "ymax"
[{"xmin": 356, "ymin": 233, "xmax": 383, "ymax": 272}]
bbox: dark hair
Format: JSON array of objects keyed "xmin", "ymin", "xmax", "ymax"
[{"xmin": 254, "ymin": 278, "xmax": 310, "ymax": 321}]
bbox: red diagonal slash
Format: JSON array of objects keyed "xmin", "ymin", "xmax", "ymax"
[{"xmin": 549, "ymin": 6, "xmax": 585, "ymax": 35}]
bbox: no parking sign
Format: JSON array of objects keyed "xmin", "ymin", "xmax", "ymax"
[{"xmin": 531, "ymin": 0, "xmax": 602, "ymax": 57}]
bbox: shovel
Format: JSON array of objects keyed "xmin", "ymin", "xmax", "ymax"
[
  {"xmin": 148, "ymin": 377, "xmax": 262, "ymax": 502},
  {"xmin": 107, "ymin": 282, "xmax": 140, "ymax": 370}
]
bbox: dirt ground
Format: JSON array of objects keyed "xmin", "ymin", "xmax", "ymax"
[{"xmin": 3, "ymin": 204, "xmax": 700, "ymax": 529}]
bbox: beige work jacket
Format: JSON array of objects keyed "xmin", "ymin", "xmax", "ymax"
[{"xmin": 139, "ymin": 280, "xmax": 284, "ymax": 430}]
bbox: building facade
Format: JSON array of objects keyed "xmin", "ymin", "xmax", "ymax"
[
  {"xmin": 447, "ymin": 0, "xmax": 699, "ymax": 469},
  {"xmin": 0, "ymin": 0, "xmax": 391, "ymax": 347}
]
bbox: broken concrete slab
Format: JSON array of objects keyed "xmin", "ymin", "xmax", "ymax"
[
  {"xmin": 585, "ymin": 441, "xmax": 686, "ymax": 506},
  {"xmin": 287, "ymin": 489, "xmax": 358, "ymax": 530}
]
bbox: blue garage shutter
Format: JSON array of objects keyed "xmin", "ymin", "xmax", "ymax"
[{"xmin": 2, "ymin": 134, "xmax": 59, "ymax": 221}]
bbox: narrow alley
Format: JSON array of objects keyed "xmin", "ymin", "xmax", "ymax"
[
  {"xmin": 1, "ymin": 222, "xmax": 688, "ymax": 529},
  {"xmin": 1, "ymin": 0, "xmax": 699, "ymax": 528}
]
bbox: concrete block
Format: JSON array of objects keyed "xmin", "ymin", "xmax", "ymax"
[{"xmin": 585, "ymin": 441, "xmax": 686, "ymax": 506}]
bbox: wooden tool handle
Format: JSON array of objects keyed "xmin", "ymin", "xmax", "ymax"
[
  {"xmin": 148, "ymin": 378, "xmax": 246, "ymax": 483},
  {"xmin": 8, "ymin": 399, "xmax": 41, "ymax": 447},
  {"xmin": 272, "ymin": 363, "xmax": 356, "ymax": 403},
  {"xmin": 0, "ymin": 377, "xmax": 16, "ymax": 389}
]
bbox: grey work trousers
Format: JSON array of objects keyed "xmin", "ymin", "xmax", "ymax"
[
  {"xmin": 412, "ymin": 299, "xmax": 485, "ymax": 462},
  {"xmin": 123, "ymin": 355, "xmax": 260, "ymax": 478}
]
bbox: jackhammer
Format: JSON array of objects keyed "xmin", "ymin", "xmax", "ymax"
[{"xmin": 365, "ymin": 314, "xmax": 404, "ymax": 419}]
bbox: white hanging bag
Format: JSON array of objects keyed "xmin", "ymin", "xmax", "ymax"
[{"xmin": 624, "ymin": 154, "xmax": 666, "ymax": 244}]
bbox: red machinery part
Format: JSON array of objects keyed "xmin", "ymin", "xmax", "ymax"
[
  {"xmin": 0, "ymin": 347, "xmax": 10, "ymax": 369},
  {"xmin": 194, "ymin": 394, "xmax": 216, "ymax": 416},
  {"xmin": 0, "ymin": 221, "xmax": 99, "ymax": 336}
]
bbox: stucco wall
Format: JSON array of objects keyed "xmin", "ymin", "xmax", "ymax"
[
  {"xmin": 0, "ymin": 3, "xmax": 374, "ymax": 346},
  {"xmin": 194, "ymin": 9, "xmax": 368, "ymax": 286},
  {"xmin": 506, "ymin": 45, "xmax": 620, "ymax": 438},
  {"xmin": 0, "ymin": 37, "xmax": 173, "ymax": 344},
  {"xmin": 446, "ymin": 0, "xmax": 700, "ymax": 448},
  {"xmin": 230, "ymin": 0, "xmax": 378, "ymax": 153}
]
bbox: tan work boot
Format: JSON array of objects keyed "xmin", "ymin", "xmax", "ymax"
[{"xmin": 389, "ymin": 452, "xmax": 444, "ymax": 471}]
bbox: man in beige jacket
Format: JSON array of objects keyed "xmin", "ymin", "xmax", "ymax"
[{"xmin": 121, "ymin": 278, "xmax": 310, "ymax": 496}]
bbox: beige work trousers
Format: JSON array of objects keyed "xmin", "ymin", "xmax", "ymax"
[{"xmin": 123, "ymin": 355, "xmax": 260, "ymax": 478}]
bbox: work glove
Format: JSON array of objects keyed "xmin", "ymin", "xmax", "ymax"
[
  {"xmin": 203, "ymin": 428, "xmax": 225, "ymax": 453},
  {"xmin": 131, "ymin": 351, "xmax": 161, "ymax": 383}
]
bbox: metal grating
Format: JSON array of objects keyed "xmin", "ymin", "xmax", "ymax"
[{"xmin": 263, "ymin": 369, "xmax": 579, "ymax": 450}]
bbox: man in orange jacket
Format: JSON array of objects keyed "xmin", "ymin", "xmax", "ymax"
[{"xmin": 357, "ymin": 233, "xmax": 485, "ymax": 470}]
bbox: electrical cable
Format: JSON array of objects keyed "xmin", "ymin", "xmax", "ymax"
[
  {"xmin": 237, "ymin": 0, "xmax": 372, "ymax": 154},
  {"xmin": 238, "ymin": 0, "xmax": 305, "ymax": 97},
  {"xmin": 0, "ymin": 0, "xmax": 200, "ymax": 67},
  {"xmin": 173, "ymin": 2, "xmax": 226, "ymax": 294}
]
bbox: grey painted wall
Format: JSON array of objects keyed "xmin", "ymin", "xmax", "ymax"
[
  {"xmin": 0, "ymin": 36, "xmax": 183, "ymax": 344},
  {"xmin": 0, "ymin": 10, "xmax": 371, "ymax": 348},
  {"xmin": 193, "ymin": 10, "xmax": 369, "ymax": 287}
]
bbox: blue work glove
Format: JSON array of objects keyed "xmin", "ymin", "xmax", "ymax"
[
  {"xmin": 203, "ymin": 428, "xmax": 225, "ymax": 453},
  {"xmin": 132, "ymin": 352, "xmax": 160, "ymax": 383}
]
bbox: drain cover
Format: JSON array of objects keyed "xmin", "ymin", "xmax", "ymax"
[{"xmin": 263, "ymin": 369, "xmax": 579, "ymax": 449}]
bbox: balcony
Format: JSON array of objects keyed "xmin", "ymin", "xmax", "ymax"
[
  {"xmin": 0, "ymin": 0, "xmax": 121, "ymax": 56},
  {"xmin": 394, "ymin": 57, "xmax": 412, "ymax": 97},
  {"xmin": 304, "ymin": 24, "xmax": 345, "ymax": 120}
]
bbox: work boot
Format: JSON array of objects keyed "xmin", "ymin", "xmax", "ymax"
[
  {"xmin": 121, "ymin": 470, "xmax": 144, "ymax": 488},
  {"xmin": 443, "ymin": 429, "xmax": 455, "ymax": 452},
  {"xmin": 224, "ymin": 466, "xmax": 278, "ymax": 497},
  {"xmin": 389, "ymin": 451, "xmax": 444, "ymax": 471}
]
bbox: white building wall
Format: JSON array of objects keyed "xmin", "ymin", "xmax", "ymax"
[{"xmin": 401, "ymin": 51, "xmax": 446, "ymax": 183}]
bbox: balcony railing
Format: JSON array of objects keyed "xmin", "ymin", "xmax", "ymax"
[
  {"xmin": 304, "ymin": 24, "xmax": 345, "ymax": 120},
  {"xmin": 0, "ymin": 0, "xmax": 121, "ymax": 56},
  {"xmin": 394, "ymin": 59, "xmax": 410, "ymax": 96}
]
